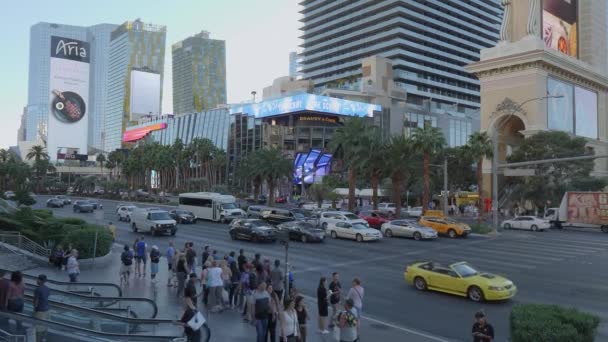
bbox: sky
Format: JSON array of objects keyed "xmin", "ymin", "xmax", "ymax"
[{"xmin": 0, "ymin": 0, "xmax": 301, "ymax": 149}]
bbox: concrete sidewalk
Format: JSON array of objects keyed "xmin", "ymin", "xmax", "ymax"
[{"xmin": 25, "ymin": 247, "xmax": 456, "ymax": 342}]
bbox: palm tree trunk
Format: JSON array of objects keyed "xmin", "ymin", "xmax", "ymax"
[
  {"xmin": 477, "ymin": 158, "xmax": 484, "ymax": 219},
  {"xmin": 372, "ymin": 172, "xmax": 379, "ymax": 210},
  {"xmin": 423, "ymin": 153, "xmax": 430, "ymax": 213},
  {"xmin": 392, "ymin": 175, "xmax": 403, "ymax": 218},
  {"xmin": 267, "ymin": 177, "xmax": 275, "ymax": 205},
  {"xmin": 348, "ymin": 167, "xmax": 356, "ymax": 212}
]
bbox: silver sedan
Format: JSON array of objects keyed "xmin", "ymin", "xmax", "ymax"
[{"xmin": 380, "ymin": 220, "xmax": 438, "ymax": 240}]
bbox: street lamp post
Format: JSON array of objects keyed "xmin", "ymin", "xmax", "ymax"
[{"xmin": 491, "ymin": 95, "xmax": 563, "ymax": 229}]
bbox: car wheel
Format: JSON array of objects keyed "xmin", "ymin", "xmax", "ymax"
[
  {"xmin": 601, "ymin": 225, "xmax": 608, "ymax": 233},
  {"xmin": 531, "ymin": 225, "xmax": 539, "ymax": 232},
  {"xmin": 413, "ymin": 232, "xmax": 422, "ymax": 241},
  {"xmin": 126, "ymin": 216, "xmax": 131, "ymax": 223},
  {"xmin": 356, "ymin": 234, "xmax": 363, "ymax": 242},
  {"xmin": 330, "ymin": 231, "xmax": 337, "ymax": 239},
  {"xmin": 132, "ymin": 223, "xmax": 138, "ymax": 233},
  {"xmin": 503, "ymin": 223, "xmax": 511, "ymax": 229},
  {"xmin": 384, "ymin": 229, "xmax": 393, "ymax": 238},
  {"xmin": 171, "ymin": 230, "xmax": 177, "ymax": 236},
  {"xmin": 220, "ymin": 216, "xmax": 225, "ymax": 224},
  {"xmin": 467, "ymin": 286, "xmax": 484, "ymax": 302},
  {"xmin": 448, "ymin": 229, "xmax": 457, "ymax": 238},
  {"xmin": 301, "ymin": 235, "xmax": 307, "ymax": 243},
  {"xmin": 322, "ymin": 222, "xmax": 328, "ymax": 230},
  {"xmin": 414, "ymin": 277, "xmax": 427, "ymax": 291}
]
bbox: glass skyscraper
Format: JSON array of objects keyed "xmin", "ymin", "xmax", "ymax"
[
  {"xmin": 172, "ymin": 31, "xmax": 226, "ymax": 115},
  {"xmin": 299, "ymin": 0, "xmax": 502, "ymax": 110},
  {"xmin": 104, "ymin": 19, "xmax": 166, "ymax": 152},
  {"xmin": 26, "ymin": 22, "xmax": 116, "ymax": 152}
]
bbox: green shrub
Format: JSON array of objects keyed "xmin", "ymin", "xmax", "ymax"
[
  {"xmin": 59, "ymin": 217, "xmax": 87, "ymax": 225},
  {"xmin": 469, "ymin": 223, "xmax": 493, "ymax": 234},
  {"xmin": 510, "ymin": 304, "xmax": 599, "ymax": 342},
  {"xmin": 63, "ymin": 227, "xmax": 112, "ymax": 259},
  {"xmin": 33, "ymin": 209, "xmax": 54, "ymax": 219}
]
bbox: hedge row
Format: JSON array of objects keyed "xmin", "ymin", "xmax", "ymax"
[{"xmin": 511, "ymin": 304, "xmax": 599, "ymax": 342}]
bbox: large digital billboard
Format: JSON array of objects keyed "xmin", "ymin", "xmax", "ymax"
[
  {"xmin": 47, "ymin": 36, "xmax": 90, "ymax": 160},
  {"xmin": 547, "ymin": 77, "xmax": 598, "ymax": 139},
  {"xmin": 230, "ymin": 94, "xmax": 381, "ymax": 118},
  {"xmin": 130, "ymin": 70, "xmax": 161, "ymax": 120},
  {"xmin": 293, "ymin": 149, "xmax": 332, "ymax": 185},
  {"xmin": 543, "ymin": 0, "xmax": 578, "ymax": 58}
]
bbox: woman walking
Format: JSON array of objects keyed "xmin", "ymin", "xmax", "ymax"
[
  {"xmin": 150, "ymin": 245, "xmax": 161, "ymax": 283},
  {"xmin": 266, "ymin": 284, "xmax": 280, "ymax": 342},
  {"xmin": 220, "ymin": 260, "xmax": 232, "ymax": 308},
  {"xmin": 228, "ymin": 258, "xmax": 240, "ymax": 309},
  {"xmin": 295, "ymin": 296, "xmax": 308, "ymax": 342},
  {"xmin": 176, "ymin": 254, "xmax": 188, "ymax": 298},
  {"xmin": 316, "ymin": 277, "xmax": 329, "ymax": 334},
  {"xmin": 279, "ymin": 299, "xmax": 299, "ymax": 342},
  {"xmin": 7, "ymin": 271, "xmax": 25, "ymax": 332}
]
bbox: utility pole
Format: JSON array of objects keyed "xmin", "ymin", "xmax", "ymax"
[{"xmin": 443, "ymin": 158, "xmax": 448, "ymax": 217}]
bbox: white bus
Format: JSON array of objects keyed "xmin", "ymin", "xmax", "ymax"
[{"xmin": 178, "ymin": 192, "xmax": 246, "ymax": 223}]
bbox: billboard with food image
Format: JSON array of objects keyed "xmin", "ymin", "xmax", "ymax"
[
  {"xmin": 543, "ymin": 0, "xmax": 578, "ymax": 58},
  {"xmin": 47, "ymin": 36, "xmax": 90, "ymax": 159}
]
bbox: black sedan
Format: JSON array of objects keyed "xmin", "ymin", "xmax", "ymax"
[
  {"xmin": 277, "ymin": 221, "xmax": 325, "ymax": 243},
  {"xmin": 229, "ymin": 219, "xmax": 277, "ymax": 243},
  {"xmin": 46, "ymin": 198, "xmax": 64, "ymax": 208},
  {"xmin": 169, "ymin": 209, "xmax": 195, "ymax": 224},
  {"xmin": 73, "ymin": 200, "xmax": 94, "ymax": 213}
]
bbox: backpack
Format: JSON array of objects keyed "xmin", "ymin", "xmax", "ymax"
[
  {"xmin": 249, "ymin": 272, "xmax": 258, "ymax": 290},
  {"xmin": 121, "ymin": 251, "xmax": 133, "ymax": 266}
]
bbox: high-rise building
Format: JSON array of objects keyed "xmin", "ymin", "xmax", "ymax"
[
  {"xmin": 17, "ymin": 107, "xmax": 26, "ymax": 143},
  {"xmin": 104, "ymin": 19, "xmax": 166, "ymax": 152},
  {"xmin": 172, "ymin": 31, "xmax": 226, "ymax": 115},
  {"xmin": 26, "ymin": 22, "xmax": 117, "ymax": 153},
  {"xmin": 299, "ymin": 0, "xmax": 503, "ymax": 145},
  {"xmin": 299, "ymin": 0, "xmax": 502, "ymax": 110},
  {"xmin": 289, "ymin": 51, "xmax": 301, "ymax": 78}
]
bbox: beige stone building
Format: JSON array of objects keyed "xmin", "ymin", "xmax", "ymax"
[{"xmin": 467, "ymin": 0, "xmax": 608, "ymax": 197}]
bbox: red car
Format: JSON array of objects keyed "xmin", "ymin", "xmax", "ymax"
[
  {"xmin": 275, "ymin": 196, "xmax": 287, "ymax": 204},
  {"xmin": 358, "ymin": 210, "xmax": 391, "ymax": 229}
]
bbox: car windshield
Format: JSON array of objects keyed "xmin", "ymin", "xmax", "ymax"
[
  {"xmin": 250, "ymin": 220, "xmax": 269, "ymax": 227},
  {"xmin": 344, "ymin": 214, "xmax": 359, "ymax": 220},
  {"xmin": 374, "ymin": 212, "xmax": 389, "ymax": 218},
  {"xmin": 222, "ymin": 203, "xmax": 237, "ymax": 210},
  {"xmin": 444, "ymin": 218, "xmax": 459, "ymax": 224},
  {"xmin": 451, "ymin": 263, "xmax": 478, "ymax": 278},
  {"xmin": 177, "ymin": 210, "xmax": 191, "ymax": 215},
  {"xmin": 150, "ymin": 212, "xmax": 172, "ymax": 220},
  {"xmin": 296, "ymin": 222, "xmax": 316, "ymax": 230},
  {"xmin": 352, "ymin": 223, "xmax": 369, "ymax": 230}
]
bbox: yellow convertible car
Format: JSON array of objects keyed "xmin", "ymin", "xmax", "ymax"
[{"xmin": 404, "ymin": 261, "xmax": 516, "ymax": 302}]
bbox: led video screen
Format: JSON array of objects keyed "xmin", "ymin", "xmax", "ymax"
[
  {"xmin": 293, "ymin": 149, "xmax": 332, "ymax": 185},
  {"xmin": 543, "ymin": 0, "xmax": 578, "ymax": 58}
]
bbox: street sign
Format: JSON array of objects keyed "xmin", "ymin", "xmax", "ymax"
[{"xmin": 504, "ymin": 168, "xmax": 535, "ymax": 177}]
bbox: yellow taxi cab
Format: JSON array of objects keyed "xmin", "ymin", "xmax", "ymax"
[
  {"xmin": 404, "ymin": 261, "xmax": 517, "ymax": 302},
  {"xmin": 419, "ymin": 216, "xmax": 471, "ymax": 238}
]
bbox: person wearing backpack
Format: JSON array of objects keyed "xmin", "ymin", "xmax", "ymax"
[
  {"xmin": 253, "ymin": 282, "xmax": 271, "ymax": 342},
  {"xmin": 120, "ymin": 245, "xmax": 134, "ymax": 286},
  {"xmin": 150, "ymin": 245, "xmax": 161, "ymax": 283},
  {"xmin": 246, "ymin": 265, "xmax": 259, "ymax": 323}
]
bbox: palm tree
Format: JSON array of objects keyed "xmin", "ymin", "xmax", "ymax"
[
  {"xmin": 257, "ymin": 148, "xmax": 292, "ymax": 206},
  {"xmin": 96, "ymin": 153, "xmax": 106, "ymax": 178},
  {"xmin": 360, "ymin": 127, "xmax": 385, "ymax": 210},
  {"xmin": 385, "ymin": 135, "xmax": 416, "ymax": 218},
  {"xmin": 467, "ymin": 132, "xmax": 493, "ymax": 216},
  {"xmin": 412, "ymin": 126, "xmax": 446, "ymax": 213},
  {"xmin": 26, "ymin": 145, "xmax": 49, "ymax": 162},
  {"xmin": 329, "ymin": 117, "xmax": 369, "ymax": 212}
]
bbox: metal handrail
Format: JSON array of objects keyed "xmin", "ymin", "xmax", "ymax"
[
  {"xmin": 0, "ymin": 232, "xmax": 51, "ymax": 258},
  {"xmin": 0, "ymin": 328, "xmax": 26, "ymax": 342}
]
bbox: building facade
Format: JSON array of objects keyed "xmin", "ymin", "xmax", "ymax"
[
  {"xmin": 17, "ymin": 107, "xmax": 27, "ymax": 143},
  {"xmin": 104, "ymin": 19, "xmax": 166, "ymax": 152},
  {"xmin": 172, "ymin": 31, "xmax": 227, "ymax": 115},
  {"xmin": 299, "ymin": 0, "xmax": 501, "ymax": 144},
  {"xmin": 26, "ymin": 22, "xmax": 116, "ymax": 152},
  {"xmin": 289, "ymin": 51, "xmax": 301, "ymax": 79}
]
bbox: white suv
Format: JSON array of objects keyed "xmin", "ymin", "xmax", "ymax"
[
  {"xmin": 319, "ymin": 211, "xmax": 369, "ymax": 230},
  {"xmin": 117, "ymin": 205, "xmax": 137, "ymax": 222},
  {"xmin": 378, "ymin": 203, "xmax": 396, "ymax": 215}
]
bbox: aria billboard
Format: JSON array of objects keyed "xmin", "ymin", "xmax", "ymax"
[
  {"xmin": 543, "ymin": 0, "xmax": 578, "ymax": 58},
  {"xmin": 47, "ymin": 36, "xmax": 90, "ymax": 159}
]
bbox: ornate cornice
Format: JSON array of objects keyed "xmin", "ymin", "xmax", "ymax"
[{"xmin": 468, "ymin": 49, "xmax": 608, "ymax": 92}]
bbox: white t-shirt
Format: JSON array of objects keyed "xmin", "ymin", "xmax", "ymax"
[
  {"xmin": 347, "ymin": 285, "xmax": 364, "ymax": 309},
  {"xmin": 67, "ymin": 256, "xmax": 79, "ymax": 275},
  {"xmin": 208, "ymin": 267, "xmax": 223, "ymax": 287},
  {"xmin": 281, "ymin": 309, "xmax": 299, "ymax": 337}
]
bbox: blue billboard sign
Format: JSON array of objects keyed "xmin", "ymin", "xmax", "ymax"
[{"xmin": 230, "ymin": 94, "xmax": 381, "ymax": 118}]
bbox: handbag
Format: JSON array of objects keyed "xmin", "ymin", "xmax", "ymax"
[{"xmin": 186, "ymin": 310, "xmax": 206, "ymax": 331}]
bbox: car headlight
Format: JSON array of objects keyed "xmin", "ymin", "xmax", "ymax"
[
  {"xmin": 488, "ymin": 286, "xmax": 504, "ymax": 291},
  {"xmin": 156, "ymin": 224, "xmax": 161, "ymax": 228}
]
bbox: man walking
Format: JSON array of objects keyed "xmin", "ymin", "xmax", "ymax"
[
  {"xmin": 328, "ymin": 272, "xmax": 341, "ymax": 328},
  {"xmin": 270, "ymin": 259, "xmax": 284, "ymax": 300},
  {"xmin": 472, "ymin": 310, "xmax": 494, "ymax": 342},
  {"xmin": 107, "ymin": 222, "xmax": 117, "ymax": 243},
  {"xmin": 136, "ymin": 237, "xmax": 147, "ymax": 277},
  {"xmin": 185, "ymin": 242, "xmax": 196, "ymax": 275},
  {"xmin": 346, "ymin": 278, "xmax": 364, "ymax": 320},
  {"xmin": 202, "ymin": 245, "xmax": 210, "ymax": 265},
  {"xmin": 33, "ymin": 274, "xmax": 50, "ymax": 342},
  {"xmin": 237, "ymin": 249, "xmax": 247, "ymax": 272}
]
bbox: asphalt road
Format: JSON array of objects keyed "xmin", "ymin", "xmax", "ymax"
[{"xmin": 35, "ymin": 196, "xmax": 608, "ymax": 342}]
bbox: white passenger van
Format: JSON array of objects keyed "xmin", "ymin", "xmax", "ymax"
[
  {"xmin": 130, "ymin": 208, "xmax": 177, "ymax": 236},
  {"xmin": 178, "ymin": 192, "xmax": 246, "ymax": 223}
]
